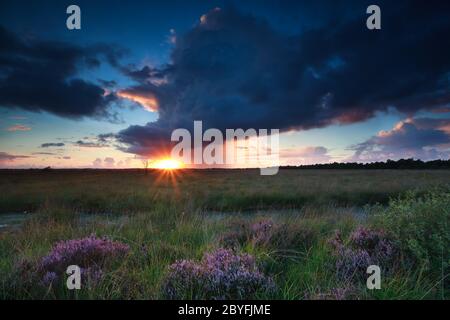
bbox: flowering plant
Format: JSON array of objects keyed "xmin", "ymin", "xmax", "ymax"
[
  {"xmin": 163, "ymin": 248, "xmax": 275, "ymax": 299},
  {"xmin": 36, "ymin": 234, "xmax": 129, "ymax": 287}
]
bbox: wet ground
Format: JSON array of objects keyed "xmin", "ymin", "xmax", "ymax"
[
  {"xmin": 0, "ymin": 212, "xmax": 31, "ymax": 231},
  {"xmin": 204, "ymin": 206, "xmax": 369, "ymax": 221},
  {"xmin": 0, "ymin": 212, "xmax": 129, "ymax": 232},
  {"xmin": 0, "ymin": 206, "xmax": 369, "ymax": 233}
]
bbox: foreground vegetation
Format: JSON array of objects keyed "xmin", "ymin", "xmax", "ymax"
[{"xmin": 0, "ymin": 169, "xmax": 449, "ymax": 299}]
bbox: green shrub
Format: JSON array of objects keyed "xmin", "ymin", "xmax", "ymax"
[{"xmin": 374, "ymin": 190, "xmax": 450, "ymax": 277}]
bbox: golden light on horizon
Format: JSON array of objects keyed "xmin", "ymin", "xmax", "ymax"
[{"xmin": 151, "ymin": 158, "xmax": 183, "ymax": 170}]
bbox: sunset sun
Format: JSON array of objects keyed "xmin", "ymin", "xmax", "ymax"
[{"xmin": 152, "ymin": 158, "xmax": 183, "ymax": 170}]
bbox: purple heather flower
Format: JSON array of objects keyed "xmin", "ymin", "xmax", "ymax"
[
  {"xmin": 41, "ymin": 271, "xmax": 58, "ymax": 286},
  {"xmin": 331, "ymin": 227, "xmax": 397, "ymax": 282},
  {"xmin": 37, "ymin": 234, "xmax": 129, "ymax": 287},
  {"xmin": 163, "ymin": 248, "xmax": 275, "ymax": 300}
]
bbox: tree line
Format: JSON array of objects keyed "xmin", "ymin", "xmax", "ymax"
[{"xmin": 281, "ymin": 159, "xmax": 450, "ymax": 170}]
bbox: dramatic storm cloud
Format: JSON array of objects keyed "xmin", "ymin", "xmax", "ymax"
[
  {"xmin": 116, "ymin": 1, "xmax": 450, "ymax": 157},
  {"xmin": 350, "ymin": 118, "xmax": 450, "ymax": 162},
  {"xmin": 0, "ymin": 26, "xmax": 120, "ymax": 119}
]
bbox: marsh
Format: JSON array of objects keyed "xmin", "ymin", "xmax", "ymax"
[{"xmin": 0, "ymin": 169, "xmax": 448, "ymax": 299}]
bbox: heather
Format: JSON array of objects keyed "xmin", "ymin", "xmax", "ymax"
[
  {"xmin": 0, "ymin": 169, "xmax": 448, "ymax": 299},
  {"xmin": 329, "ymin": 227, "xmax": 398, "ymax": 282},
  {"xmin": 36, "ymin": 235, "xmax": 129, "ymax": 287},
  {"xmin": 163, "ymin": 248, "xmax": 275, "ymax": 299}
]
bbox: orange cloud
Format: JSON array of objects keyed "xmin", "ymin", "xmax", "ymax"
[
  {"xmin": 6, "ymin": 124, "xmax": 31, "ymax": 132},
  {"xmin": 117, "ymin": 90, "xmax": 159, "ymax": 112}
]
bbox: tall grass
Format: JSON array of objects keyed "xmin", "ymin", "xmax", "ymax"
[
  {"xmin": 1, "ymin": 169, "xmax": 449, "ymax": 212},
  {"xmin": 0, "ymin": 170, "xmax": 448, "ymax": 299}
]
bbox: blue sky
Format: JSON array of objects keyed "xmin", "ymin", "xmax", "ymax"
[{"xmin": 0, "ymin": 0, "xmax": 449, "ymax": 168}]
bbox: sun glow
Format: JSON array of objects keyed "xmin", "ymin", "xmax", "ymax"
[
  {"xmin": 117, "ymin": 91, "xmax": 159, "ymax": 112},
  {"xmin": 151, "ymin": 158, "xmax": 183, "ymax": 170}
]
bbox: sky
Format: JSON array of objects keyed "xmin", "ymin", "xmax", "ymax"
[{"xmin": 0, "ymin": 0, "xmax": 449, "ymax": 168}]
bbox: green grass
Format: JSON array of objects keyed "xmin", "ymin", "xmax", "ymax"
[
  {"xmin": 0, "ymin": 169, "xmax": 448, "ymax": 299},
  {"xmin": 1, "ymin": 169, "xmax": 450, "ymax": 213}
]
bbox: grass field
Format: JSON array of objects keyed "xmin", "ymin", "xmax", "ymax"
[{"xmin": 0, "ymin": 169, "xmax": 449, "ymax": 299}]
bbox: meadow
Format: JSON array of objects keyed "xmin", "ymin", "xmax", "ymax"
[{"xmin": 0, "ymin": 169, "xmax": 449, "ymax": 299}]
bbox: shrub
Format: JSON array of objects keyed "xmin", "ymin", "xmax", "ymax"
[
  {"xmin": 218, "ymin": 220, "xmax": 251, "ymax": 248},
  {"xmin": 163, "ymin": 248, "xmax": 275, "ymax": 299},
  {"xmin": 250, "ymin": 219, "xmax": 275, "ymax": 246},
  {"xmin": 35, "ymin": 234, "xmax": 129, "ymax": 287},
  {"xmin": 349, "ymin": 227, "xmax": 396, "ymax": 265},
  {"xmin": 330, "ymin": 227, "xmax": 397, "ymax": 282},
  {"xmin": 374, "ymin": 190, "xmax": 450, "ymax": 277}
]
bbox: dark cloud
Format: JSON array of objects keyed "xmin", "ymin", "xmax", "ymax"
[
  {"xmin": 0, "ymin": 151, "xmax": 31, "ymax": 162},
  {"xmin": 97, "ymin": 133, "xmax": 116, "ymax": 143},
  {"xmin": 32, "ymin": 152, "xmax": 56, "ymax": 155},
  {"xmin": 115, "ymin": 124, "xmax": 172, "ymax": 156},
  {"xmin": 120, "ymin": 65, "xmax": 165, "ymax": 83},
  {"xmin": 350, "ymin": 117, "xmax": 450, "ymax": 162},
  {"xmin": 116, "ymin": 2, "xmax": 450, "ymax": 157},
  {"xmin": 98, "ymin": 79, "xmax": 118, "ymax": 88},
  {"xmin": 74, "ymin": 140, "xmax": 106, "ymax": 148},
  {"xmin": 40, "ymin": 142, "xmax": 65, "ymax": 148},
  {"xmin": 0, "ymin": 26, "xmax": 121, "ymax": 120}
]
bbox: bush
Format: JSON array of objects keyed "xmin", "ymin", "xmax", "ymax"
[
  {"xmin": 329, "ymin": 227, "xmax": 397, "ymax": 282},
  {"xmin": 35, "ymin": 234, "xmax": 129, "ymax": 287},
  {"xmin": 374, "ymin": 190, "xmax": 450, "ymax": 276},
  {"xmin": 162, "ymin": 248, "xmax": 275, "ymax": 299},
  {"xmin": 250, "ymin": 219, "xmax": 275, "ymax": 246},
  {"xmin": 218, "ymin": 219, "xmax": 251, "ymax": 248}
]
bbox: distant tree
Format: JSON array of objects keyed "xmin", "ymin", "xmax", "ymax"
[
  {"xmin": 142, "ymin": 159, "xmax": 149, "ymax": 175},
  {"xmin": 280, "ymin": 158, "xmax": 450, "ymax": 170}
]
